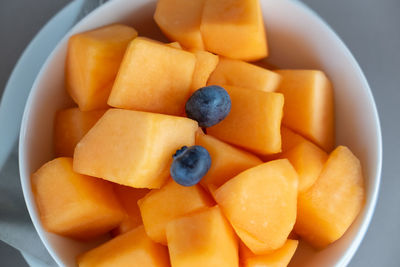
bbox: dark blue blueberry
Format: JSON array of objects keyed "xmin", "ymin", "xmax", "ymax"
[
  {"xmin": 185, "ymin": 85, "xmax": 231, "ymax": 127},
  {"xmin": 170, "ymin": 146, "xmax": 211, "ymax": 187}
]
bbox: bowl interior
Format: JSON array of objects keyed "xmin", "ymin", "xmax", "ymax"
[{"xmin": 19, "ymin": 0, "xmax": 382, "ymax": 266}]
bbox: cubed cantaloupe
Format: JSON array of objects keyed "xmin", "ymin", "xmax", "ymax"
[
  {"xmin": 189, "ymin": 49, "xmax": 219, "ymax": 91},
  {"xmin": 66, "ymin": 24, "xmax": 137, "ymax": 111},
  {"xmin": 73, "ymin": 109, "xmax": 198, "ymax": 188},
  {"xmin": 276, "ymin": 70, "xmax": 334, "ymax": 152},
  {"xmin": 260, "ymin": 126, "xmax": 311, "ymax": 162},
  {"xmin": 31, "ymin": 157, "xmax": 124, "ymax": 240},
  {"xmin": 240, "ymin": 239, "xmax": 299, "ymax": 267},
  {"xmin": 154, "ymin": 0, "xmax": 205, "ymax": 50},
  {"xmin": 208, "ymin": 57, "xmax": 281, "ymax": 92},
  {"xmin": 280, "ymin": 141, "xmax": 328, "ymax": 192},
  {"xmin": 215, "ymin": 159, "xmax": 298, "ymax": 254},
  {"xmin": 195, "ymin": 133, "xmax": 262, "ymax": 190},
  {"xmin": 166, "ymin": 206, "xmax": 238, "ymax": 267},
  {"xmin": 167, "ymin": 42, "xmax": 182, "ymax": 49},
  {"xmin": 138, "ymin": 180, "xmax": 212, "ymax": 244},
  {"xmin": 78, "ymin": 225, "xmax": 169, "ymax": 267},
  {"xmin": 112, "ymin": 185, "xmax": 149, "ymax": 236},
  {"xmin": 54, "ymin": 108, "xmax": 106, "ymax": 157},
  {"xmin": 207, "ymin": 85, "xmax": 284, "ymax": 155},
  {"xmin": 108, "ymin": 37, "xmax": 196, "ymax": 115},
  {"xmin": 295, "ymin": 146, "xmax": 364, "ymax": 248},
  {"xmin": 200, "ymin": 0, "xmax": 267, "ymax": 61}
]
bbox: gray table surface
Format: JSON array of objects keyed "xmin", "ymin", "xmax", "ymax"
[{"xmin": 1, "ymin": 0, "xmax": 399, "ymax": 266}]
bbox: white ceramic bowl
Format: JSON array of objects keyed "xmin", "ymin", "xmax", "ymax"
[{"xmin": 19, "ymin": 0, "xmax": 382, "ymax": 266}]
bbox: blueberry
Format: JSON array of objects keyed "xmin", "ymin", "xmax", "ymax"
[
  {"xmin": 170, "ymin": 146, "xmax": 211, "ymax": 187},
  {"xmin": 185, "ymin": 85, "xmax": 231, "ymax": 127}
]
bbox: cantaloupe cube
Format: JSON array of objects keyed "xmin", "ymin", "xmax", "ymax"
[
  {"xmin": 195, "ymin": 133, "xmax": 262, "ymax": 190},
  {"xmin": 73, "ymin": 109, "xmax": 198, "ymax": 189},
  {"xmin": 138, "ymin": 180, "xmax": 212, "ymax": 244},
  {"xmin": 200, "ymin": 0, "xmax": 267, "ymax": 61},
  {"xmin": 108, "ymin": 37, "xmax": 196, "ymax": 115},
  {"xmin": 295, "ymin": 146, "xmax": 364, "ymax": 248},
  {"xmin": 166, "ymin": 206, "xmax": 238, "ymax": 267},
  {"xmin": 260, "ymin": 126, "xmax": 310, "ymax": 162},
  {"xmin": 215, "ymin": 160, "xmax": 298, "ymax": 254},
  {"xmin": 54, "ymin": 108, "xmax": 106, "ymax": 157},
  {"xmin": 112, "ymin": 185, "xmax": 149, "ymax": 236},
  {"xmin": 154, "ymin": 0, "xmax": 205, "ymax": 50},
  {"xmin": 189, "ymin": 49, "xmax": 219, "ymax": 91},
  {"xmin": 240, "ymin": 240, "xmax": 298, "ymax": 267},
  {"xmin": 208, "ymin": 58, "xmax": 281, "ymax": 92},
  {"xmin": 207, "ymin": 85, "xmax": 284, "ymax": 155},
  {"xmin": 31, "ymin": 157, "xmax": 124, "ymax": 240},
  {"xmin": 78, "ymin": 225, "xmax": 169, "ymax": 267},
  {"xmin": 280, "ymin": 141, "xmax": 328, "ymax": 192},
  {"xmin": 167, "ymin": 41, "xmax": 182, "ymax": 49},
  {"xmin": 66, "ymin": 24, "xmax": 138, "ymax": 111},
  {"xmin": 276, "ymin": 70, "xmax": 334, "ymax": 152}
]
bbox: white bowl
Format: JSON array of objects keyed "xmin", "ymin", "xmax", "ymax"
[{"xmin": 19, "ymin": 0, "xmax": 382, "ymax": 266}]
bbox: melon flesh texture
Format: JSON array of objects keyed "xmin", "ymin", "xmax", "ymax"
[
  {"xmin": 111, "ymin": 185, "xmax": 149, "ymax": 236},
  {"xmin": 240, "ymin": 240, "xmax": 299, "ymax": 267},
  {"xmin": 108, "ymin": 37, "xmax": 196, "ymax": 115},
  {"xmin": 138, "ymin": 180, "xmax": 212, "ymax": 244},
  {"xmin": 78, "ymin": 225, "xmax": 169, "ymax": 267},
  {"xmin": 66, "ymin": 24, "xmax": 138, "ymax": 111},
  {"xmin": 166, "ymin": 206, "xmax": 239, "ymax": 267},
  {"xmin": 280, "ymin": 141, "xmax": 328, "ymax": 192},
  {"xmin": 195, "ymin": 133, "xmax": 262, "ymax": 190},
  {"xmin": 215, "ymin": 159, "xmax": 298, "ymax": 254},
  {"xmin": 207, "ymin": 85, "xmax": 284, "ymax": 155},
  {"xmin": 54, "ymin": 108, "xmax": 106, "ymax": 157},
  {"xmin": 167, "ymin": 42, "xmax": 182, "ymax": 49},
  {"xmin": 31, "ymin": 157, "xmax": 124, "ymax": 240},
  {"xmin": 200, "ymin": 0, "xmax": 267, "ymax": 61},
  {"xmin": 189, "ymin": 49, "xmax": 219, "ymax": 92},
  {"xmin": 276, "ymin": 70, "xmax": 334, "ymax": 152},
  {"xmin": 208, "ymin": 57, "xmax": 281, "ymax": 92},
  {"xmin": 154, "ymin": 0, "xmax": 205, "ymax": 50},
  {"xmin": 73, "ymin": 109, "xmax": 198, "ymax": 189},
  {"xmin": 295, "ymin": 146, "xmax": 364, "ymax": 249}
]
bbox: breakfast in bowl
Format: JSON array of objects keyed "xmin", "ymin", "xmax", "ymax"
[{"xmin": 20, "ymin": 0, "xmax": 381, "ymax": 266}]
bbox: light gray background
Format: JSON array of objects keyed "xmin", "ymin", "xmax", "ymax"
[{"xmin": 0, "ymin": 0, "xmax": 399, "ymax": 266}]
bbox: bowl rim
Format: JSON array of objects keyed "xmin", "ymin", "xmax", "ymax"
[{"xmin": 18, "ymin": 0, "xmax": 383, "ymax": 266}]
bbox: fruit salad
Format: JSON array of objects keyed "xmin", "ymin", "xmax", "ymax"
[{"xmin": 31, "ymin": 0, "xmax": 365, "ymax": 266}]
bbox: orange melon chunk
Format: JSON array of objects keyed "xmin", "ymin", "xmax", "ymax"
[
  {"xmin": 280, "ymin": 141, "xmax": 328, "ymax": 192},
  {"xmin": 54, "ymin": 108, "xmax": 106, "ymax": 157},
  {"xmin": 208, "ymin": 57, "xmax": 281, "ymax": 92},
  {"xmin": 166, "ymin": 206, "xmax": 239, "ymax": 267},
  {"xmin": 200, "ymin": 0, "xmax": 267, "ymax": 61},
  {"xmin": 77, "ymin": 225, "xmax": 169, "ymax": 267},
  {"xmin": 195, "ymin": 133, "xmax": 262, "ymax": 190},
  {"xmin": 276, "ymin": 70, "xmax": 334, "ymax": 152},
  {"xmin": 31, "ymin": 157, "xmax": 124, "ymax": 240},
  {"xmin": 240, "ymin": 240, "xmax": 299, "ymax": 267},
  {"xmin": 73, "ymin": 109, "xmax": 198, "ymax": 189},
  {"xmin": 154, "ymin": 0, "xmax": 205, "ymax": 50},
  {"xmin": 108, "ymin": 37, "xmax": 196, "ymax": 115},
  {"xmin": 190, "ymin": 49, "xmax": 219, "ymax": 91},
  {"xmin": 66, "ymin": 24, "xmax": 138, "ymax": 111},
  {"xmin": 207, "ymin": 85, "xmax": 284, "ymax": 155},
  {"xmin": 138, "ymin": 180, "xmax": 212, "ymax": 244},
  {"xmin": 215, "ymin": 160, "xmax": 298, "ymax": 254},
  {"xmin": 112, "ymin": 185, "xmax": 149, "ymax": 236},
  {"xmin": 295, "ymin": 146, "xmax": 364, "ymax": 249},
  {"xmin": 167, "ymin": 41, "xmax": 182, "ymax": 49}
]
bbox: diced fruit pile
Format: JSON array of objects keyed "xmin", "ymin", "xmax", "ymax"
[{"xmin": 31, "ymin": 0, "xmax": 365, "ymax": 266}]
